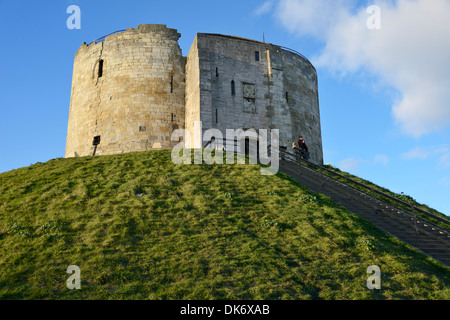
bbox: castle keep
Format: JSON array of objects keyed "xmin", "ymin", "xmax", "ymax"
[{"xmin": 65, "ymin": 24, "xmax": 323, "ymax": 164}]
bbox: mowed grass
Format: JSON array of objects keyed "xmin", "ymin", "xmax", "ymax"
[{"xmin": 0, "ymin": 150, "xmax": 448, "ymax": 300}]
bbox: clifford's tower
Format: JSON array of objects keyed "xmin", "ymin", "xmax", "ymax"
[{"xmin": 65, "ymin": 24, "xmax": 323, "ymax": 164}]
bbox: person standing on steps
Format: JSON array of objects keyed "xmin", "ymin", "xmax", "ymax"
[{"xmin": 293, "ymin": 135, "xmax": 309, "ymax": 161}]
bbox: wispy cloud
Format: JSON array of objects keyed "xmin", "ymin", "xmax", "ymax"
[
  {"xmin": 374, "ymin": 154, "xmax": 389, "ymax": 166},
  {"xmin": 401, "ymin": 145, "xmax": 450, "ymax": 167},
  {"xmin": 439, "ymin": 176, "xmax": 450, "ymax": 188},
  {"xmin": 436, "ymin": 146, "xmax": 450, "ymax": 168},
  {"xmin": 272, "ymin": 0, "xmax": 450, "ymax": 137},
  {"xmin": 338, "ymin": 157, "xmax": 363, "ymax": 172},
  {"xmin": 401, "ymin": 146, "xmax": 431, "ymax": 160},
  {"xmin": 253, "ymin": 0, "xmax": 275, "ymax": 16}
]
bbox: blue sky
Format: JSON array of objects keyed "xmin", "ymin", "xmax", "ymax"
[{"xmin": 1, "ymin": 0, "xmax": 449, "ymax": 215}]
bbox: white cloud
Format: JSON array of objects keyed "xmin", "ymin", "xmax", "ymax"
[
  {"xmin": 254, "ymin": 1, "xmax": 275, "ymax": 16},
  {"xmin": 401, "ymin": 145, "xmax": 450, "ymax": 167},
  {"xmin": 401, "ymin": 146, "xmax": 431, "ymax": 160},
  {"xmin": 274, "ymin": 0, "xmax": 353, "ymax": 38},
  {"xmin": 436, "ymin": 146, "xmax": 450, "ymax": 168},
  {"xmin": 338, "ymin": 157, "xmax": 363, "ymax": 172},
  {"xmin": 374, "ymin": 154, "xmax": 389, "ymax": 165},
  {"xmin": 439, "ymin": 176, "xmax": 450, "ymax": 188},
  {"xmin": 273, "ymin": 0, "xmax": 450, "ymax": 137}
]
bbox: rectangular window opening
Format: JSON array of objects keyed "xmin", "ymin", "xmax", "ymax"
[
  {"xmin": 231, "ymin": 80, "xmax": 235, "ymax": 96},
  {"xmin": 170, "ymin": 77, "xmax": 173, "ymax": 93},
  {"xmin": 215, "ymin": 109, "xmax": 218, "ymax": 123},
  {"xmin": 98, "ymin": 60, "xmax": 104, "ymax": 78},
  {"xmin": 139, "ymin": 126, "xmax": 146, "ymax": 132},
  {"xmin": 286, "ymin": 92, "xmax": 289, "ymax": 103},
  {"xmin": 255, "ymin": 51, "xmax": 260, "ymax": 61},
  {"xmin": 216, "ymin": 67, "xmax": 219, "ymax": 77}
]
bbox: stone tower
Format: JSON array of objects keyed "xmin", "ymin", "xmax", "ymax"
[
  {"xmin": 65, "ymin": 24, "xmax": 185, "ymax": 157},
  {"xmin": 65, "ymin": 24, "xmax": 323, "ymax": 164},
  {"xmin": 186, "ymin": 34, "xmax": 323, "ymax": 163}
]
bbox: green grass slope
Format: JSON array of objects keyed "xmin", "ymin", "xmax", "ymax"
[
  {"xmin": 318, "ymin": 164, "xmax": 450, "ymax": 230},
  {"xmin": 0, "ymin": 150, "xmax": 448, "ymax": 299}
]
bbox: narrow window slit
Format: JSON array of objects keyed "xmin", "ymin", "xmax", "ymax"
[{"xmin": 98, "ymin": 59, "xmax": 104, "ymax": 78}]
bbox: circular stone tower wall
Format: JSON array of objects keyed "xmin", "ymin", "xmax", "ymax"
[{"xmin": 65, "ymin": 24, "xmax": 185, "ymax": 158}]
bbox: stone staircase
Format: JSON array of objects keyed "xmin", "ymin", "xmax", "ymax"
[{"xmin": 279, "ymin": 158, "xmax": 450, "ymax": 267}]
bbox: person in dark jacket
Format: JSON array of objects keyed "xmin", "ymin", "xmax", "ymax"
[{"xmin": 293, "ymin": 136, "xmax": 309, "ymax": 160}]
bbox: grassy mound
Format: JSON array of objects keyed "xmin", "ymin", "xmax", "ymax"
[
  {"xmin": 319, "ymin": 164, "xmax": 450, "ymax": 230},
  {"xmin": 0, "ymin": 150, "xmax": 448, "ymax": 299}
]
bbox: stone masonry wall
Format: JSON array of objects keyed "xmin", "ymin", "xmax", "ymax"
[
  {"xmin": 186, "ymin": 33, "xmax": 323, "ymax": 164},
  {"xmin": 66, "ymin": 26, "xmax": 323, "ymax": 164},
  {"xmin": 65, "ymin": 24, "xmax": 185, "ymax": 157},
  {"xmin": 185, "ymin": 35, "xmax": 201, "ymax": 148}
]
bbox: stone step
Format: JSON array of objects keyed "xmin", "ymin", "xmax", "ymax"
[{"xmin": 279, "ymin": 161, "xmax": 450, "ymax": 267}]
